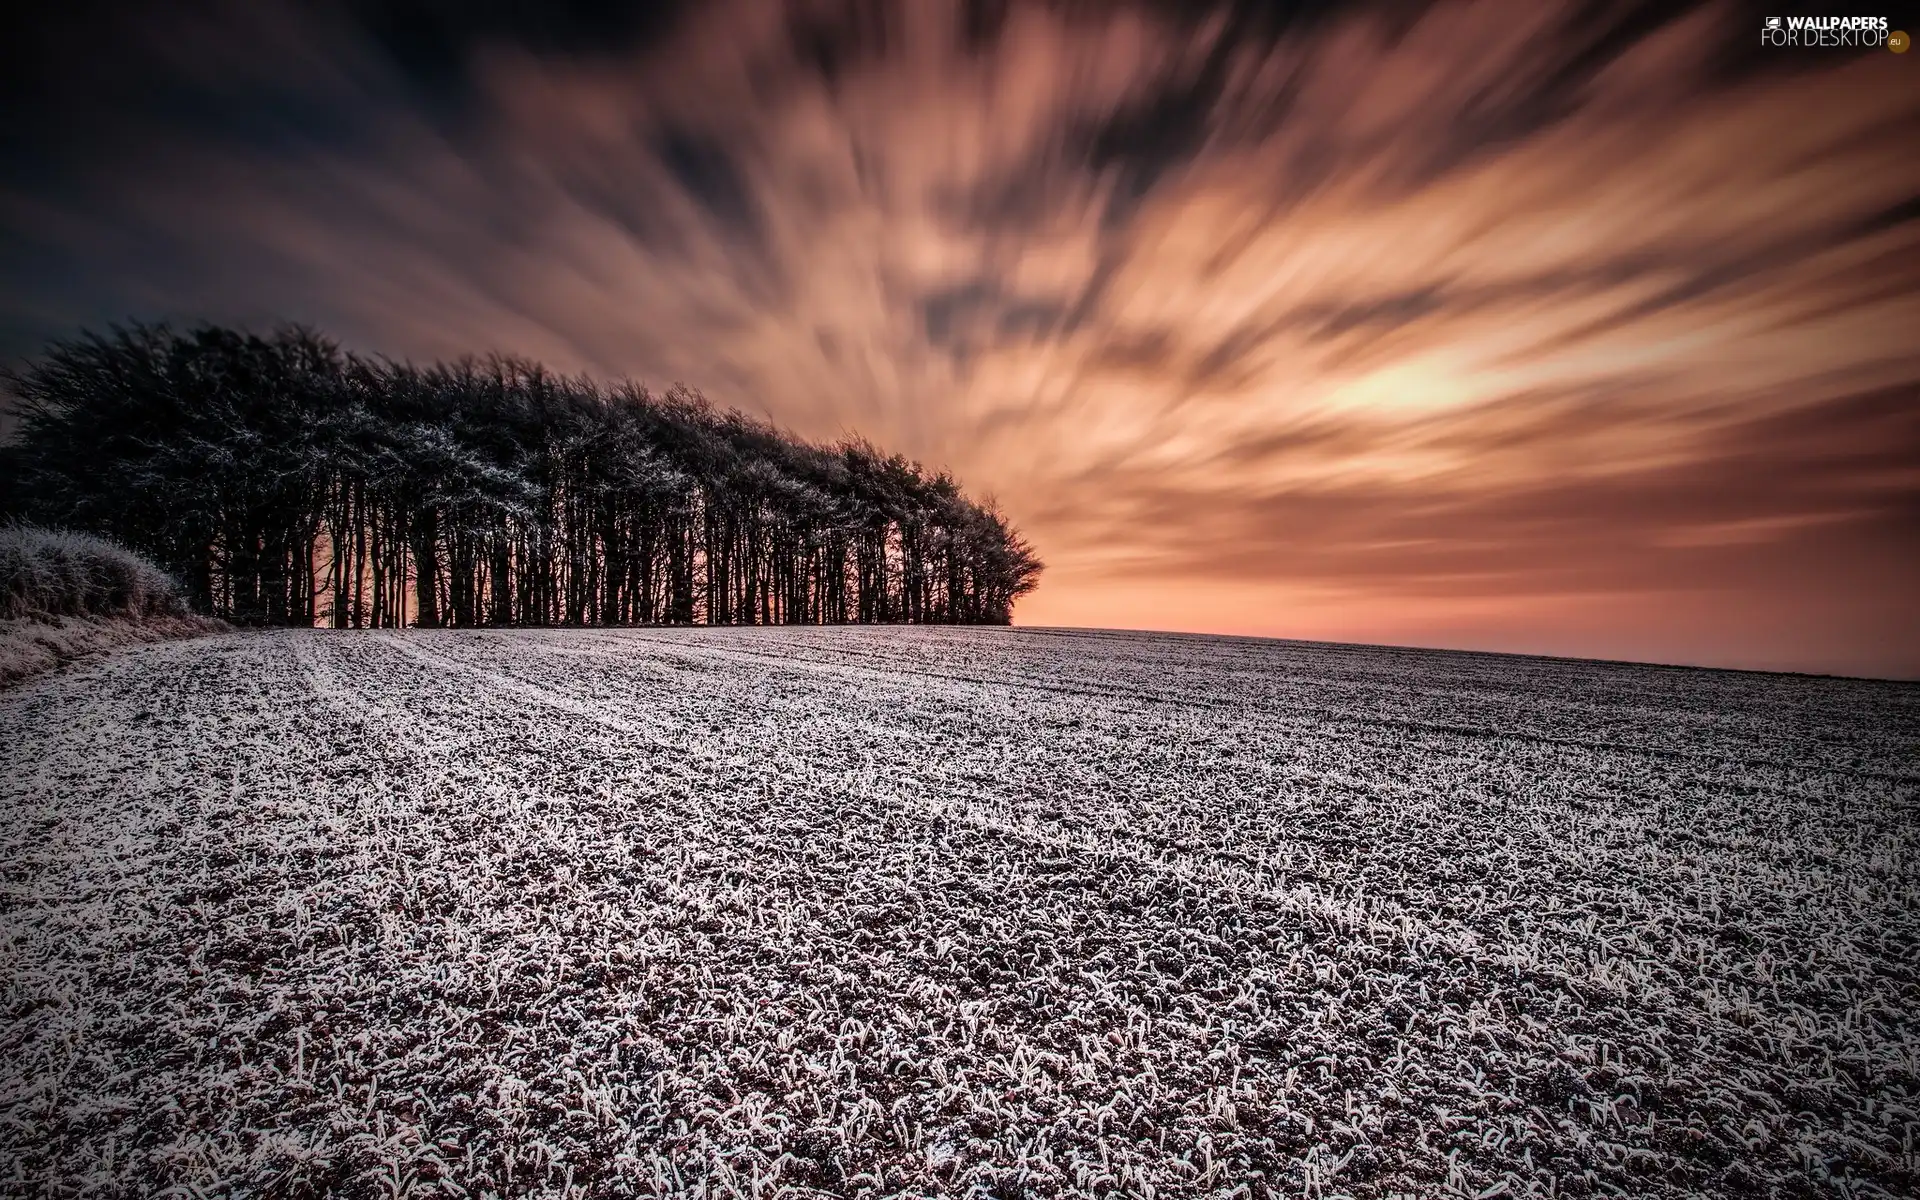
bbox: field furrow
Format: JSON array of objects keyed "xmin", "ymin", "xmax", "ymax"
[{"xmin": 2, "ymin": 628, "xmax": 1915, "ymax": 1198}]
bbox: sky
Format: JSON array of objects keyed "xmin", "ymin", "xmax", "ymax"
[{"xmin": 2, "ymin": 0, "xmax": 1916, "ymax": 678}]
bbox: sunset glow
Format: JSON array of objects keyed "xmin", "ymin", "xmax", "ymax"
[{"xmin": 4, "ymin": 0, "xmax": 1916, "ymax": 675}]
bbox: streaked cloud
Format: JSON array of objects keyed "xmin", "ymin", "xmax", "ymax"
[{"xmin": 3, "ymin": 0, "xmax": 1916, "ymax": 675}]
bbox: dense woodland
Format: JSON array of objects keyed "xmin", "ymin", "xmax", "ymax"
[{"xmin": 0, "ymin": 324, "xmax": 1042, "ymax": 628}]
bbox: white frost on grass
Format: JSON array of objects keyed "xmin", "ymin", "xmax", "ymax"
[
  {"xmin": 0, "ymin": 626, "xmax": 1916, "ymax": 1198},
  {"xmin": 0, "ymin": 524, "xmax": 222, "ymax": 687},
  {"xmin": 0, "ymin": 613, "xmax": 225, "ymax": 688}
]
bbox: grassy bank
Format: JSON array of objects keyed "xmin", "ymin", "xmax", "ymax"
[{"xmin": 0, "ymin": 525, "xmax": 224, "ymax": 686}]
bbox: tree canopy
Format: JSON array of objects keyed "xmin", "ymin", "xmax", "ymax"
[{"xmin": 1, "ymin": 324, "xmax": 1043, "ymax": 628}]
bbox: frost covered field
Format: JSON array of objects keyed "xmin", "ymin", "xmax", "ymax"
[{"xmin": 2, "ymin": 628, "xmax": 1916, "ymax": 1199}]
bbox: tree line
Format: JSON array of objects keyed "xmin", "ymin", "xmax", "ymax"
[{"xmin": 0, "ymin": 324, "xmax": 1043, "ymax": 628}]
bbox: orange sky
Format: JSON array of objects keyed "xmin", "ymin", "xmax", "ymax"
[{"xmin": 3, "ymin": 0, "xmax": 1917, "ymax": 676}]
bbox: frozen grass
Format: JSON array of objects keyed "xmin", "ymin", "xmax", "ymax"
[
  {"xmin": 0, "ymin": 627, "xmax": 1915, "ymax": 1198},
  {"xmin": 0, "ymin": 525, "xmax": 221, "ymax": 686},
  {"xmin": 0, "ymin": 525, "xmax": 186, "ymax": 622},
  {"xmin": 0, "ymin": 612, "xmax": 226, "ymax": 688}
]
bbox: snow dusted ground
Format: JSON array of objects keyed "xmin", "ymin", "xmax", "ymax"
[{"xmin": 1, "ymin": 627, "xmax": 1916, "ymax": 1199}]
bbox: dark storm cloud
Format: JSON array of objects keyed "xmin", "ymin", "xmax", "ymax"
[{"xmin": 2, "ymin": 0, "xmax": 1917, "ymax": 674}]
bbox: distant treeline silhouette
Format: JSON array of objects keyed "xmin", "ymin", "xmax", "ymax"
[{"xmin": 0, "ymin": 324, "xmax": 1043, "ymax": 628}]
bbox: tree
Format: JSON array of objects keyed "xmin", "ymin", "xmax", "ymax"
[{"xmin": 3, "ymin": 322, "xmax": 1045, "ymax": 628}]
